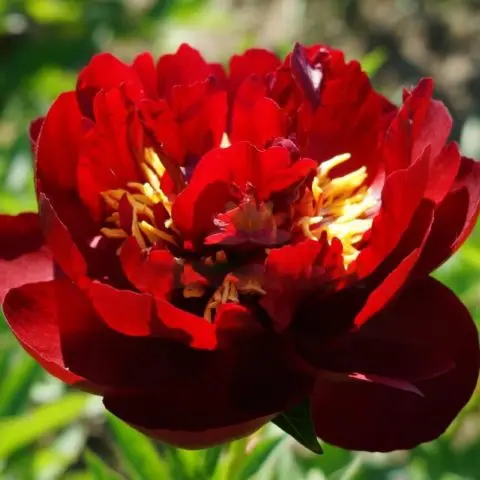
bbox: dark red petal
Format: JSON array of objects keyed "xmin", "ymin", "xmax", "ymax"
[
  {"xmin": 132, "ymin": 52, "xmax": 158, "ymax": 100},
  {"xmin": 291, "ymin": 43, "xmax": 323, "ymax": 109},
  {"xmin": 77, "ymin": 53, "xmax": 144, "ymax": 117},
  {"xmin": 261, "ymin": 238, "xmax": 344, "ymax": 332},
  {"xmin": 214, "ymin": 303, "xmax": 266, "ymax": 349},
  {"xmin": 424, "ymin": 142, "xmax": 461, "ymax": 204},
  {"xmin": 77, "ymin": 88, "xmax": 142, "ymax": 220},
  {"xmin": 172, "ymin": 179, "xmax": 234, "ymax": 242},
  {"xmin": 231, "ymin": 75, "xmax": 287, "ymax": 148},
  {"xmin": 3, "ymin": 281, "xmax": 91, "ymax": 387},
  {"xmin": 55, "ymin": 279, "xmax": 203, "ymax": 389},
  {"xmin": 300, "ymin": 64, "xmax": 385, "ymax": 179},
  {"xmin": 120, "ymin": 238, "xmax": 177, "ymax": 299},
  {"xmin": 416, "ymin": 156, "xmax": 480, "ymax": 275},
  {"xmin": 36, "ymin": 92, "xmax": 83, "ymax": 193},
  {"xmin": 312, "ymin": 277, "xmax": 479, "ymax": 452},
  {"xmin": 383, "ymin": 78, "xmax": 452, "ymax": 173},
  {"xmin": 153, "ymin": 298, "xmax": 217, "ymax": 350},
  {"xmin": 357, "ymin": 151, "xmax": 430, "ymax": 278},
  {"xmin": 228, "ymin": 48, "xmax": 280, "ymax": 100},
  {"xmin": 139, "ymin": 99, "xmax": 185, "ymax": 166},
  {"xmin": 354, "ymin": 200, "xmax": 435, "ymax": 327},
  {"xmin": 0, "ymin": 213, "xmax": 53, "ymax": 303},
  {"xmin": 157, "ymin": 44, "xmax": 212, "ymax": 98},
  {"xmin": 170, "ymin": 80, "xmax": 227, "ymax": 157},
  {"xmin": 103, "ymin": 328, "xmax": 313, "ymax": 435},
  {"xmin": 88, "ymin": 282, "xmax": 155, "ymax": 337},
  {"xmin": 128, "ymin": 415, "xmax": 273, "ymax": 449},
  {"xmin": 39, "ymin": 195, "xmax": 88, "ymax": 285},
  {"xmin": 29, "ymin": 117, "xmax": 44, "ymax": 153}
]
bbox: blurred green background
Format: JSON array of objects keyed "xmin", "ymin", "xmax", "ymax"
[{"xmin": 1, "ymin": 0, "xmax": 480, "ymax": 479}]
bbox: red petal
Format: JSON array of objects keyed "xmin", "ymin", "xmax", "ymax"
[
  {"xmin": 103, "ymin": 329, "xmax": 313, "ymax": 436},
  {"xmin": 261, "ymin": 238, "xmax": 345, "ymax": 332},
  {"xmin": 0, "ymin": 213, "xmax": 53, "ymax": 303},
  {"xmin": 120, "ymin": 238, "xmax": 177, "ymax": 299},
  {"xmin": 29, "ymin": 117, "xmax": 44, "ymax": 153},
  {"xmin": 312, "ymin": 277, "xmax": 479, "ymax": 451},
  {"xmin": 54, "ymin": 279, "xmax": 203, "ymax": 389},
  {"xmin": 139, "ymin": 99, "xmax": 185, "ymax": 166},
  {"xmin": 357, "ymin": 150, "xmax": 431, "ymax": 277},
  {"xmin": 132, "ymin": 52, "xmax": 158, "ymax": 100},
  {"xmin": 172, "ymin": 143, "xmax": 315, "ymax": 241},
  {"xmin": 36, "ymin": 92, "xmax": 83, "ymax": 193},
  {"xmin": 354, "ymin": 201, "xmax": 435, "ymax": 326},
  {"xmin": 77, "ymin": 88, "xmax": 142, "ymax": 220},
  {"xmin": 416, "ymin": 156, "xmax": 480, "ymax": 275},
  {"xmin": 88, "ymin": 281, "xmax": 155, "ymax": 337},
  {"xmin": 383, "ymin": 78, "xmax": 452, "ymax": 173},
  {"xmin": 153, "ymin": 298, "xmax": 217, "ymax": 350},
  {"xmin": 231, "ymin": 76, "xmax": 287, "ymax": 148},
  {"xmin": 424, "ymin": 142, "xmax": 461, "ymax": 204},
  {"xmin": 157, "ymin": 44, "xmax": 212, "ymax": 98},
  {"xmin": 291, "ymin": 43, "xmax": 323, "ymax": 109},
  {"xmin": 228, "ymin": 48, "xmax": 280, "ymax": 100},
  {"xmin": 128, "ymin": 415, "xmax": 273, "ymax": 449},
  {"xmin": 77, "ymin": 53, "xmax": 144, "ymax": 117},
  {"xmin": 170, "ymin": 80, "xmax": 227, "ymax": 157},
  {"xmin": 3, "ymin": 281, "xmax": 92, "ymax": 387},
  {"xmin": 173, "ymin": 180, "xmax": 234, "ymax": 242},
  {"xmin": 39, "ymin": 195, "xmax": 88, "ymax": 285}
]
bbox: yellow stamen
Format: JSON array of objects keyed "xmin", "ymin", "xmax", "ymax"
[
  {"xmin": 300, "ymin": 153, "xmax": 377, "ymax": 267},
  {"xmin": 138, "ymin": 221, "xmax": 176, "ymax": 245},
  {"xmin": 100, "ymin": 148, "xmax": 175, "ymax": 249},
  {"xmin": 100, "ymin": 228, "xmax": 128, "ymax": 239},
  {"xmin": 202, "ymin": 274, "xmax": 265, "ymax": 322}
]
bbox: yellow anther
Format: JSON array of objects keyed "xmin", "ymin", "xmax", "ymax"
[
  {"xmin": 138, "ymin": 221, "xmax": 176, "ymax": 245},
  {"xmin": 317, "ymin": 153, "xmax": 352, "ymax": 178},
  {"xmin": 144, "ymin": 148, "xmax": 166, "ymax": 178},
  {"xmin": 300, "ymin": 153, "xmax": 377, "ymax": 267},
  {"xmin": 100, "ymin": 228, "xmax": 128, "ymax": 239},
  {"xmin": 141, "ymin": 163, "xmax": 162, "ymax": 192}
]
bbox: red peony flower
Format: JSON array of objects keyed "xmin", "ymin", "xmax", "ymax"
[{"xmin": 1, "ymin": 43, "xmax": 479, "ymax": 452}]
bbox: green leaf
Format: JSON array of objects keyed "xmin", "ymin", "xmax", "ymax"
[
  {"xmin": 0, "ymin": 392, "xmax": 90, "ymax": 459},
  {"xmin": 360, "ymin": 48, "xmax": 387, "ymax": 78},
  {"xmin": 85, "ymin": 450, "xmax": 123, "ymax": 480},
  {"xmin": 236, "ymin": 436, "xmax": 284, "ymax": 480},
  {"xmin": 203, "ymin": 446, "xmax": 223, "ymax": 478},
  {"xmin": 273, "ymin": 399, "xmax": 323, "ymax": 454},
  {"xmin": 7, "ymin": 425, "xmax": 88, "ymax": 480},
  {"xmin": 0, "ymin": 354, "xmax": 41, "ymax": 416},
  {"xmin": 106, "ymin": 414, "xmax": 170, "ymax": 480}
]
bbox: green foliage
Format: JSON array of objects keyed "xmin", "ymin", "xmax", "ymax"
[
  {"xmin": 106, "ymin": 414, "xmax": 171, "ymax": 480},
  {"xmin": 273, "ymin": 399, "xmax": 323, "ymax": 454}
]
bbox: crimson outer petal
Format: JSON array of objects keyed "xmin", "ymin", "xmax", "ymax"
[
  {"xmin": 5, "ymin": 277, "xmax": 313, "ymax": 446},
  {"xmin": 311, "ymin": 277, "xmax": 479, "ymax": 452},
  {"xmin": 0, "ymin": 213, "xmax": 53, "ymax": 303},
  {"xmin": 157, "ymin": 44, "xmax": 225, "ymax": 99},
  {"xmin": 228, "ymin": 48, "xmax": 281, "ymax": 103},
  {"xmin": 3, "ymin": 281, "xmax": 92, "ymax": 388}
]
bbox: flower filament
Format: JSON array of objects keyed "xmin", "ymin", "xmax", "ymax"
[
  {"xmin": 300, "ymin": 153, "xmax": 377, "ymax": 266},
  {"xmin": 100, "ymin": 148, "xmax": 176, "ymax": 249}
]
